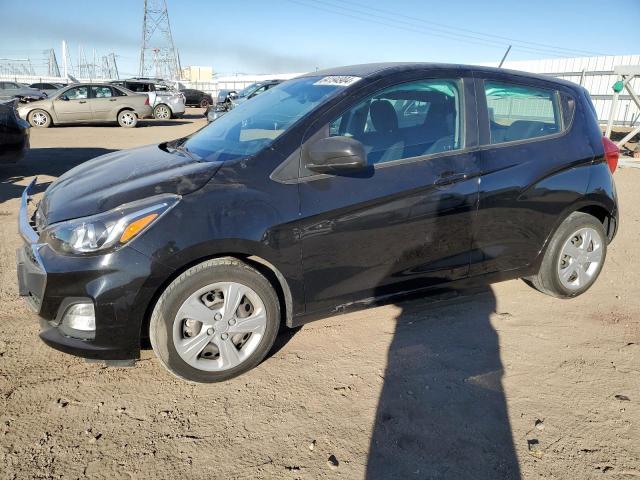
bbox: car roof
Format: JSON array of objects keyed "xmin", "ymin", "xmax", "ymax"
[{"xmin": 300, "ymin": 62, "xmax": 580, "ymax": 90}]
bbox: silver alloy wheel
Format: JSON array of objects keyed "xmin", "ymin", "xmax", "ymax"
[
  {"xmin": 155, "ymin": 105, "xmax": 170, "ymax": 119},
  {"xmin": 557, "ymin": 227, "xmax": 604, "ymax": 290},
  {"xmin": 172, "ymin": 282, "xmax": 267, "ymax": 372},
  {"xmin": 32, "ymin": 111, "xmax": 47, "ymax": 126},
  {"xmin": 120, "ymin": 111, "xmax": 135, "ymax": 126}
]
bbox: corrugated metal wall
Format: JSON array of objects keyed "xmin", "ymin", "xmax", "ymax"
[{"xmin": 494, "ymin": 55, "xmax": 640, "ymax": 125}]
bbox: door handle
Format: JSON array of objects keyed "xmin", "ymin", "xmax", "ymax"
[
  {"xmin": 434, "ymin": 172, "xmax": 468, "ymax": 187},
  {"xmin": 79, "ymin": 100, "xmax": 87, "ymax": 104},
  {"xmin": 109, "ymin": 98, "xmax": 117, "ymax": 101}
]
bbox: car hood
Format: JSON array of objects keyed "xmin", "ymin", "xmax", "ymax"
[{"xmin": 38, "ymin": 144, "xmax": 222, "ymax": 225}]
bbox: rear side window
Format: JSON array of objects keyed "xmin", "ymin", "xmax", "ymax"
[
  {"xmin": 126, "ymin": 82, "xmax": 152, "ymax": 93},
  {"xmin": 484, "ymin": 81, "xmax": 561, "ymax": 144},
  {"xmin": 91, "ymin": 86, "xmax": 113, "ymax": 98}
]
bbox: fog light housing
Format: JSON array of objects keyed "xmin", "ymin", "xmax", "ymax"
[{"xmin": 60, "ymin": 303, "xmax": 96, "ymax": 340}]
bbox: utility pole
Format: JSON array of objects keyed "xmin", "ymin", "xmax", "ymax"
[{"xmin": 139, "ymin": 0, "xmax": 181, "ymax": 80}]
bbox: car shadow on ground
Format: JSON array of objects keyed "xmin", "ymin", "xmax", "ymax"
[
  {"xmin": 366, "ymin": 287, "xmax": 521, "ymax": 479},
  {"xmin": 178, "ymin": 111, "xmax": 207, "ymax": 120},
  {"xmin": 0, "ymin": 147, "xmax": 116, "ymax": 203}
]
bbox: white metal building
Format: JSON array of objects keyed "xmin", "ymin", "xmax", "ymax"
[{"xmin": 493, "ymin": 55, "xmax": 640, "ymax": 126}]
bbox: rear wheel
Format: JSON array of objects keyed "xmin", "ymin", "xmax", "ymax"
[
  {"xmin": 117, "ymin": 110, "xmax": 138, "ymax": 128},
  {"xmin": 525, "ymin": 212, "xmax": 607, "ymax": 298},
  {"xmin": 153, "ymin": 104, "xmax": 172, "ymax": 120},
  {"xmin": 149, "ymin": 258, "xmax": 280, "ymax": 383},
  {"xmin": 199, "ymin": 98, "xmax": 210, "ymax": 108},
  {"xmin": 28, "ymin": 109, "xmax": 51, "ymax": 128}
]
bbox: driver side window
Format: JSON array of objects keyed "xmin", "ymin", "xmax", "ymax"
[{"xmin": 329, "ymin": 79, "xmax": 463, "ymax": 164}]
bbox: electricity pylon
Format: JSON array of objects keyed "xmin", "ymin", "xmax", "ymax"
[{"xmin": 138, "ymin": 0, "xmax": 181, "ymax": 80}]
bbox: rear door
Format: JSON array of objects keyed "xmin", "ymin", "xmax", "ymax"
[
  {"xmin": 89, "ymin": 85, "xmax": 120, "ymax": 121},
  {"xmin": 296, "ymin": 74, "xmax": 480, "ymax": 313},
  {"xmin": 472, "ymin": 72, "xmax": 590, "ymax": 275},
  {"xmin": 53, "ymin": 86, "xmax": 92, "ymax": 122}
]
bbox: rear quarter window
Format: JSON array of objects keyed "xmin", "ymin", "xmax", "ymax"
[{"xmin": 484, "ymin": 81, "xmax": 564, "ymax": 144}]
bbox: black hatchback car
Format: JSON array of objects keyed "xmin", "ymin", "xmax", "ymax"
[
  {"xmin": 17, "ymin": 63, "xmax": 619, "ymax": 382},
  {"xmin": 180, "ymin": 88, "xmax": 214, "ymax": 108}
]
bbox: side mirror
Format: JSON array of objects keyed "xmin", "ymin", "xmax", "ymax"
[
  {"xmin": 59, "ymin": 96, "xmax": 69, "ymax": 101},
  {"xmin": 307, "ymin": 136, "xmax": 368, "ymax": 174}
]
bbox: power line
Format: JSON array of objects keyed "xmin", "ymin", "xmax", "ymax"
[
  {"xmin": 329, "ymin": 0, "xmax": 604, "ymax": 57},
  {"xmin": 286, "ymin": 0, "xmax": 604, "ymax": 59}
]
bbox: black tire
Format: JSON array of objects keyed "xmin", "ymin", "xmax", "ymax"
[
  {"xmin": 524, "ymin": 212, "xmax": 607, "ymax": 298},
  {"xmin": 153, "ymin": 104, "xmax": 172, "ymax": 120},
  {"xmin": 28, "ymin": 109, "xmax": 51, "ymax": 128},
  {"xmin": 199, "ymin": 98, "xmax": 210, "ymax": 108},
  {"xmin": 149, "ymin": 257, "xmax": 281, "ymax": 383},
  {"xmin": 117, "ymin": 110, "xmax": 138, "ymax": 128}
]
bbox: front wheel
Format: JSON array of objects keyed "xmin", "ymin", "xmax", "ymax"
[
  {"xmin": 149, "ymin": 258, "xmax": 281, "ymax": 383},
  {"xmin": 525, "ymin": 212, "xmax": 607, "ymax": 298},
  {"xmin": 117, "ymin": 110, "xmax": 138, "ymax": 128},
  {"xmin": 28, "ymin": 109, "xmax": 51, "ymax": 128}
]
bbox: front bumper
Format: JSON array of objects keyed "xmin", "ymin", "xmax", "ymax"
[{"xmin": 17, "ymin": 179, "xmax": 174, "ymax": 360}]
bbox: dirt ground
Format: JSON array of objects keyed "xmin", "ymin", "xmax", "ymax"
[{"xmin": 0, "ymin": 110, "xmax": 638, "ymax": 479}]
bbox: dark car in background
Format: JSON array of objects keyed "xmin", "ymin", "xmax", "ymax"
[
  {"xmin": 180, "ymin": 88, "xmax": 214, "ymax": 108},
  {"xmin": 0, "ymin": 81, "xmax": 47, "ymax": 103},
  {"xmin": 229, "ymin": 79, "xmax": 283, "ymax": 108},
  {"xmin": 30, "ymin": 82, "xmax": 66, "ymax": 97},
  {"xmin": 0, "ymin": 99, "xmax": 30, "ymax": 163},
  {"xmin": 17, "ymin": 63, "xmax": 618, "ymax": 383},
  {"xmin": 205, "ymin": 79, "xmax": 284, "ymax": 122}
]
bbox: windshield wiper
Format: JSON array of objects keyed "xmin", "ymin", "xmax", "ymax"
[{"xmin": 175, "ymin": 144, "xmax": 200, "ymax": 161}]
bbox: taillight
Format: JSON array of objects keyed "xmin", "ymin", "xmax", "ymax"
[
  {"xmin": 144, "ymin": 97, "xmax": 150, "ymax": 105},
  {"xmin": 602, "ymin": 136, "xmax": 619, "ymax": 174}
]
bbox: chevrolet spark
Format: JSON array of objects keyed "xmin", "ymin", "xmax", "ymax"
[{"xmin": 17, "ymin": 63, "xmax": 619, "ymax": 383}]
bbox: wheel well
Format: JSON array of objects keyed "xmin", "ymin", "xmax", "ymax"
[
  {"xmin": 139, "ymin": 253, "xmax": 293, "ymax": 346},
  {"xmin": 117, "ymin": 107, "xmax": 135, "ymax": 116},
  {"xmin": 576, "ymin": 204, "xmax": 615, "ymax": 240}
]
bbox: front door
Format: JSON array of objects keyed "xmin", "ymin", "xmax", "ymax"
[
  {"xmin": 297, "ymin": 76, "xmax": 481, "ymax": 313},
  {"xmin": 54, "ymin": 86, "xmax": 92, "ymax": 123}
]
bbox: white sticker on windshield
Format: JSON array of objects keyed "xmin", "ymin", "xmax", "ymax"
[{"xmin": 313, "ymin": 76, "xmax": 361, "ymax": 87}]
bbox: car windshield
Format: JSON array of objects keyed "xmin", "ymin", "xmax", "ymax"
[
  {"xmin": 184, "ymin": 76, "xmax": 356, "ymax": 162},
  {"xmin": 236, "ymin": 83, "xmax": 261, "ymax": 98}
]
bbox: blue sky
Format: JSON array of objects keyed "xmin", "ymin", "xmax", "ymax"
[{"xmin": 1, "ymin": 0, "xmax": 638, "ymax": 76}]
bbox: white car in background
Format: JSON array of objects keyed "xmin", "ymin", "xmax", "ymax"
[{"xmin": 111, "ymin": 78, "xmax": 185, "ymax": 119}]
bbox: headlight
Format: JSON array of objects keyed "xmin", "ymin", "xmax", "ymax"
[{"xmin": 40, "ymin": 194, "xmax": 180, "ymax": 254}]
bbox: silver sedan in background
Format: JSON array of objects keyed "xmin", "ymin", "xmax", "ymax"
[{"xmin": 17, "ymin": 84, "xmax": 152, "ymax": 128}]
